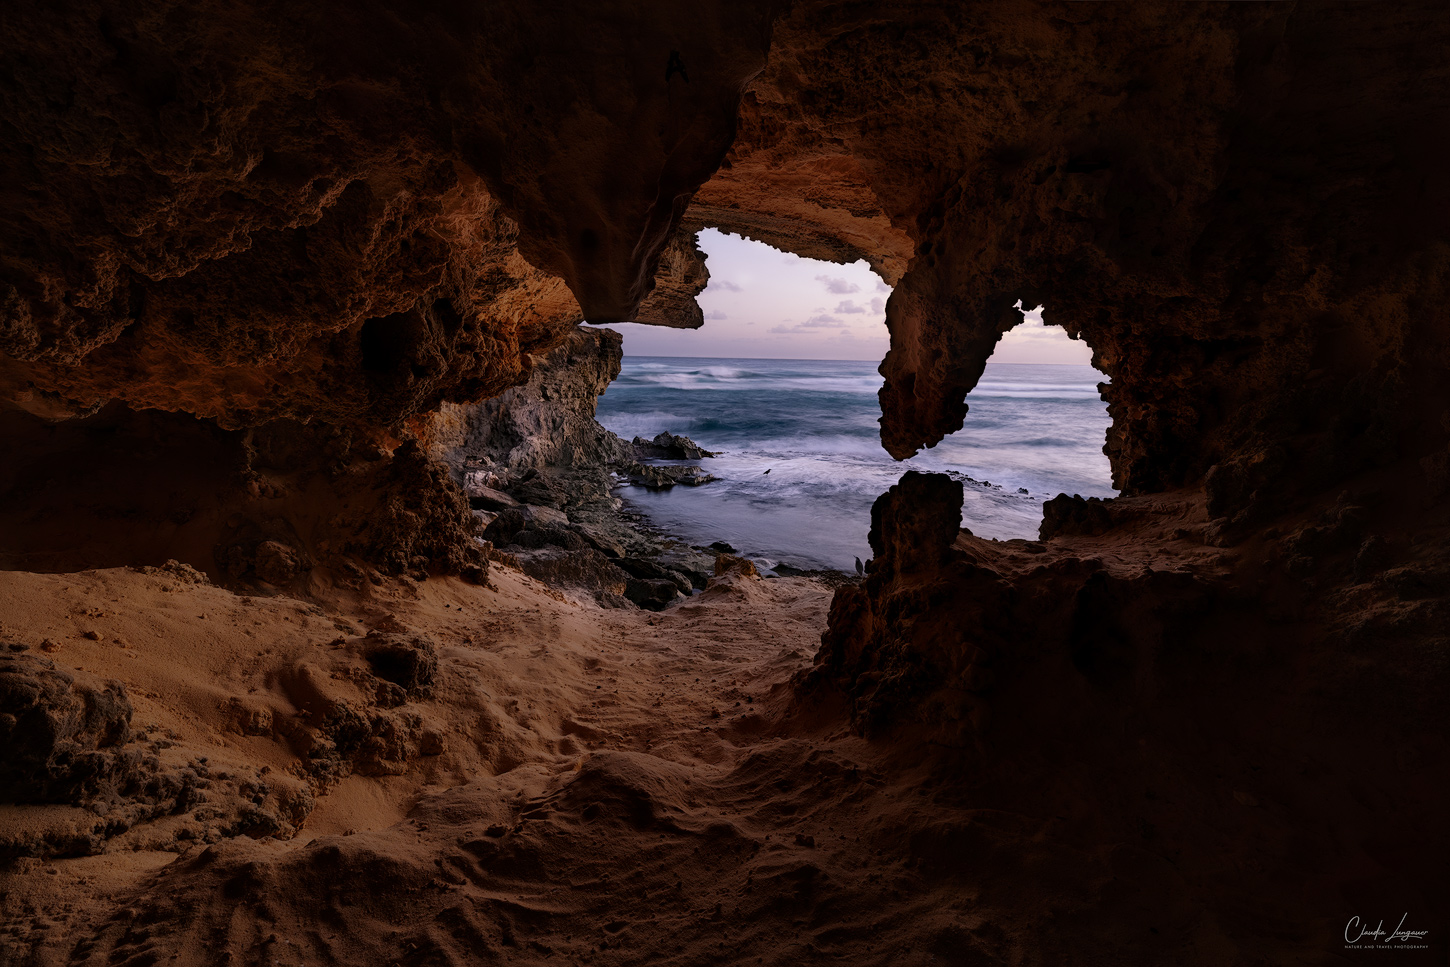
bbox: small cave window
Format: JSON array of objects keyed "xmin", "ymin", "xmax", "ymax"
[
  {"xmin": 908, "ymin": 300, "xmax": 1116, "ymax": 537},
  {"xmin": 594, "ymin": 232, "xmax": 1112, "ymax": 575}
]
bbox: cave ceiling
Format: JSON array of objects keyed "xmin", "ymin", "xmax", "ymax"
[{"xmin": 1, "ymin": 1, "xmax": 1447, "ymax": 508}]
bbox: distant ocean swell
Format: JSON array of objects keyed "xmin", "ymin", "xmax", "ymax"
[{"xmin": 595, "ymin": 357, "xmax": 1115, "ymax": 571}]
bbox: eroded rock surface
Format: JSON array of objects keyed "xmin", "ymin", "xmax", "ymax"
[
  {"xmin": 809, "ymin": 471, "xmax": 1449, "ymax": 958},
  {"xmin": 0, "ymin": 654, "xmax": 134, "ymax": 804}
]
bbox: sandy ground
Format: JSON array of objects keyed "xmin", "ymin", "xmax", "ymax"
[{"xmin": 0, "ymin": 562, "xmax": 1013, "ymax": 966}]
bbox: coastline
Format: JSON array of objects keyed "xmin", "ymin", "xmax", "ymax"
[{"xmin": 426, "ymin": 325, "xmax": 858, "ymax": 609}]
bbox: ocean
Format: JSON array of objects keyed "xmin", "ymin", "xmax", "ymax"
[{"xmin": 595, "ymin": 357, "xmax": 1115, "ymax": 572}]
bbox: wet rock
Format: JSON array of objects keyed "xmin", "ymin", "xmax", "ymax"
[
  {"xmin": 629, "ymin": 465, "xmax": 718, "ymax": 489},
  {"xmin": 632, "ymin": 432, "xmax": 718, "ymax": 461}
]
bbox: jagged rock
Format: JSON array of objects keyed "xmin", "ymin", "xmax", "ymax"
[
  {"xmin": 0, "ymin": 654, "xmax": 134, "ymax": 803},
  {"xmin": 253, "ymin": 540, "xmax": 308, "ymax": 586},
  {"xmin": 624, "ymin": 578, "xmax": 683, "ymax": 611},
  {"xmin": 571, "ymin": 522, "xmax": 627, "ymax": 559},
  {"xmin": 363, "ymin": 633, "xmax": 438, "ymax": 696},
  {"xmin": 510, "ymin": 547, "xmax": 630, "ymax": 601},
  {"xmin": 509, "ymin": 469, "xmax": 569, "ymax": 509},
  {"xmin": 463, "ymin": 478, "xmax": 520, "ymax": 511},
  {"xmin": 714, "ymin": 555, "xmax": 760, "ymax": 579},
  {"xmin": 628, "ymin": 465, "xmax": 718, "ymax": 489},
  {"xmin": 1040, "ymin": 494, "xmax": 1115, "ymax": 540},
  {"xmin": 632, "ymin": 432, "xmax": 719, "ymax": 461},
  {"xmin": 519, "ymin": 504, "xmax": 571, "ymax": 529},
  {"xmin": 481, "ymin": 509, "xmax": 528, "ymax": 546},
  {"xmin": 509, "ymin": 526, "xmax": 589, "ymax": 553},
  {"xmin": 614, "ymin": 558, "xmax": 694, "ymax": 596},
  {"xmin": 427, "ymin": 327, "xmax": 638, "ymax": 478}
]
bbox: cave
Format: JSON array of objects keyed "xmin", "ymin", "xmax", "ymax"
[{"xmin": 2, "ymin": 2, "xmax": 1448, "ymax": 964}]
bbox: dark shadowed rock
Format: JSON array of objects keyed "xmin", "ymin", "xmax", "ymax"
[
  {"xmin": 632, "ymin": 432, "xmax": 719, "ymax": 461},
  {"xmin": 0, "ymin": 654, "xmax": 134, "ymax": 803},
  {"xmin": 624, "ymin": 578, "xmax": 683, "ymax": 611},
  {"xmin": 629, "ymin": 465, "xmax": 719, "ymax": 489},
  {"xmin": 363, "ymin": 634, "xmax": 438, "ymax": 696},
  {"xmin": 1040, "ymin": 494, "xmax": 1115, "ymax": 540}
]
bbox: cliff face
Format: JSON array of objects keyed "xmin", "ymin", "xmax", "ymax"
[
  {"xmin": 3, "ymin": 2, "xmax": 1449, "ymax": 961},
  {"xmin": 423, "ymin": 326, "xmax": 633, "ymax": 475}
]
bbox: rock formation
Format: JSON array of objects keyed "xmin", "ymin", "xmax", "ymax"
[
  {"xmin": 425, "ymin": 325, "xmax": 717, "ymax": 608},
  {"xmin": 2, "ymin": 1, "xmax": 1448, "ymax": 962}
]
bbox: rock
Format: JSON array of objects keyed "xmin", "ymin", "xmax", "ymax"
[
  {"xmin": 508, "ymin": 525, "xmax": 589, "ymax": 552},
  {"xmin": 510, "ymin": 470, "xmax": 568, "ymax": 509},
  {"xmin": 714, "ymin": 555, "xmax": 759, "ymax": 579},
  {"xmin": 363, "ymin": 633, "xmax": 438, "ymax": 696},
  {"xmin": 632, "ymin": 432, "xmax": 718, "ymax": 460},
  {"xmin": 624, "ymin": 577, "xmax": 683, "ymax": 611},
  {"xmin": 464, "ymin": 479, "xmax": 520, "ymax": 511},
  {"xmin": 253, "ymin": 540, "xmax": 308, "ymax": 586},
  {"xmin": 430, "ymin": 328, "xmax": 640, "ymax": 478},
  {"xmin": 482, "ymin": 509, "xmax": 528, "ymax": 545},
  {"xmin": 1040, "ymin": 494, "xmax": 1114, "ymax": 540},
  {"xmin": 708, "ymin": 541, "xmax": 738, "ymax": 554},
  {"xmin": 510, "ymin": 547, "xmax": 630, "ymax": 601},
  {"xmin": 614, "ymin": 558, "xmax": 694, "ymax": 595},
  {"xmin": 0, "ymin": 654, "xmax": 134, "ymax": 803},
  {"xmin": 519, "ymin": 504, "xmax": 571, "ymax": 529},
  {"xmin": 628, "ymin": 465, "xmax": 718, "ymax": 489},
  {"xmin": 571, "ymin": 522, "xmax": 626, "ymax": 558}
]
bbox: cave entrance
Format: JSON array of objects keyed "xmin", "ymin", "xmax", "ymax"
[{"xmin": 599, "ymin": 233, "xmax": 1112, "ymax": 573}]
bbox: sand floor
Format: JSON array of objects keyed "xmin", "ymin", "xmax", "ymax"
[{"xmin": 0, "ymin": 562, "xmax": 1033, "ymax": 966}]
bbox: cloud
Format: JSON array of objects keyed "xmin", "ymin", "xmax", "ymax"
[
  {"xmin": 769, "ymin": 313, "xmax": 849, "ymax": 334},
  {"xmin": 875, "ymin": 278, "xmax": 891, "ymax": 293},
  {"xmin": 870, "ymin": 297, "xmax": 884, "ymax": 314},
  {"xmin": 714, "ymin": 279, "xmax": 743, "ymax": 292},
  {"xmin": 834, "ymin": 300, "xmax": 866, "ymax": 314},
  {"xmin": 815, "ymin": 274, "xmax": 861, "ymax": 295},
  {"xmin": 702, "ymin": 309, "xmax": 728, "ymax": 320}
]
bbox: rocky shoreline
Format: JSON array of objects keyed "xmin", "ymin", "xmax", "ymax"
[{"xmin": 423, "ymin": 325, "xmax": 854, "ymax": 610}]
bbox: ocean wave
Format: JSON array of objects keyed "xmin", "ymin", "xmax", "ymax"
[
  {"xmin": 971, "ymin": 383, "xmax": 1103, "ymax": 398},
  {"xmin": 600, "ymin": 355, "xmax": 1115, "ymax": 566}
]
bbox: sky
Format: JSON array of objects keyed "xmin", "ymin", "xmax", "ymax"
[{"xmin": 607, "ymin": 229, "xmax": 1095, "ymax": 364}]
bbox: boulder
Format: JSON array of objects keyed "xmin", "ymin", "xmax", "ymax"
[
  {"xmin": 464, "ymin": 479, "xmax": 520, "ymax": 511},
  {"xmin": 629, "ymin": 465, "xmax": 718, "ymax": 489},
  {"xmin": 0, "ymin": 654, "xmax": 134, "ymax": 803},
  {"xmin": 624, "ymin": 577, "xmax": 683, "ymax": 611},
  {"xmin": 632, "ymin": 432, "xmax": 718, "ymax": 460},
  {"xmin": 362, "ymin": 633, "xmax": 439, "ymax": 696},
  {"xmin": 615, "ymin": 557, "xmax": 694, "ymax": 595}
]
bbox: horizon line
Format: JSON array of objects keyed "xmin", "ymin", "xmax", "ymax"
[{"xmin": 621, "ymin": 353, "xmax": 1095, "ymax": 365}]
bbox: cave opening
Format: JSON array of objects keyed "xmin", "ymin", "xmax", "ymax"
[{"xmin": 596, "ymin": 233, "xmax": 1114, "ymax": 572}]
